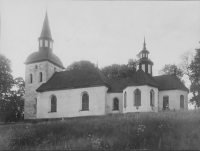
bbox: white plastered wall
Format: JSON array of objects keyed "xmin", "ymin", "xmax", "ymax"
[
  {"xmin": 106, "ymin": 93, "xmax": 123, "ymax": 114},
  {"xmin": 36, "ymin": 86, "xmax": 108, "ymax": 119},
  {"xmin": 158, "ymin": 90, "xmax": 188, "ymax": 111},
  {"xmin": 122, "ymin": 85, "xmax": 159, "ymax": 113}
]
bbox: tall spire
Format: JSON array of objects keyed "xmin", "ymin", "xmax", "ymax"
[
  {"xmin": 39, "ymin": 11, "xmax": 53, "ymax": 40},
  {"xmin": 143, "ymin": 37, "xmax": 146, "ymax": 50}
]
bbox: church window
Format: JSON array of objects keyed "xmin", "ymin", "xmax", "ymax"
[
  {"xmin": 45, "ymin": 40, "xmax": 48, "ymax": 47},
  {"xmin": 51, "ymin": 95, "xmax": 57, "ymax": 112},
  {"xmin": 150, "ymin": 90, "xmax": 155, "ymax": 107},
  {"xmin": 82, "ymin": 93, "xmax": 89, "ymax": 110},
  {"xmin": 142, "ymin": 64, "xmax": 145, "ymax": 72},
  {"xmin": 113, "ymin": 98, "xmax": 119, "ymax": 110},
  {"xmin": 148, "ymin": 65, "xmax": 151, "ymax": 74},
  {"xmin": 124, "ymin": 92, "xmax": 127, "ymax": 108},
  {"xmin": 180, "ymin": 95, "xmax": 184, "ymax": 108},
  {"xmin": 29, "ymin": 74, "xmax": 33, "ymax": 83},
  {"xmin": 40, "ymin": 40, "xmax": 42, "ymax": 47},
  {"xmin": 39, "ymin": 72, "xmax": 42, "ymax": 82},
  {"xmin": 134, "ymin": 89, "xmax": 141, "ymax": 106}
]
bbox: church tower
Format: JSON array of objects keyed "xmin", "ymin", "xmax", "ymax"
[
  {"xmin": 24, "ymin": 12, "xmax": 65, "ymax": 119},
  {"xmin": 138, "ymin": 38, "xmax": 154, "ymax": 76}
]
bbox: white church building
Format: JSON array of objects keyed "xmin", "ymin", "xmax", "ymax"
[{"xmin": 24, "ymin": 12, "xmax": 188, "ymax": 120}]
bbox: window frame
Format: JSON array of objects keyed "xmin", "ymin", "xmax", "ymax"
[
  {"xmin": 124, "ymin": 92, "xmax": 127, "ymax": 108},
  {"xmin": 150, "ymin": 89, "xmax": 155, "ymax": 107},
  {"xmin": 82, "ymin": 92, "xmax": 89, "ymax": 111},
  {"xmin": 39, "ymin": 72, "xmax": 42, "ymax": 82},
  {"xmin": 51, "ymin": 95, "xmax": 57, "ymax": 112},
  {"xmin": 113, "ymin": 97, "xmax": 119, "ymax": 111},
  {"xmin": 29, "ymin": 74, "xmax": 33, "ymax": 84},
  {"xmin": 134, "ymin": 89, "xmax": 141, "ymax": 107},
  {"xmin": 180, "ymin": 95, "xmax": 184, "ymax": 109}
]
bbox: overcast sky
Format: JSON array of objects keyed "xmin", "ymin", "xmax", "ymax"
[{"xmin": 1, "ymin": 0, "xmax": 200, "ymax": 81}]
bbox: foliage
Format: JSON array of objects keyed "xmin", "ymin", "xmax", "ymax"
[
  {"xmin": 2, "ymin": 110, "xmax": 200, "ymax": 150},
  {"xmin": 189, "ymin": 48, "xmax": 200, "ymax": 107},
  {"xmin": 0, "ymin": 54, "xmax": 14, "ymax": 96},
  {"xmin": 159, "ymin": 64, "xmax": 184, "ymax": 81},
  {"xmin": 66, "ymin": 60, "xmax": 96, "ymax": 70},
  {"xmin": 179, "ymin": 51, "xmax": 193, "ymax": 79},
  {"xmin": 0, "ymin": 54, "xmax": 25, "ymax": 122},
  {"xmin": 101, "ymin": 59, "xmax": 137, "ymax": 79}
]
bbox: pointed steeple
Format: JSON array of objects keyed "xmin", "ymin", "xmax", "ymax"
[
  {"xmin": 39, "ymin": 11, "xmax": 53, "ymax": 40},
  {"xmin": 137, "ymin": 37, "xmax": 154, "ymax": 76},
  {"xmin": 143, "ymin": 37, "xmax": 146, "ymax": 50}
]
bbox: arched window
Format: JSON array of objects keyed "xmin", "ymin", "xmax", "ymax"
[
  {"xmin": 39, "ymin": 72, "xmax": 42, "ymax": 82},
  {"xmin": 113, "ymin": 98, "xmax": 119, "ymax": 110},
  {"xmin": 82, "ymin": 93, "xmax": 89, "ymax": 110},
  {"xmin": 150, "ymin": 90, "xmax": 155, "ymax": 107},
  {"xmin": 134, "ymin": 89, "xmax": 141, "ymax": 106},
  {"xmin": 180, "ymin": 95, "xmax": 184, "ymax": 108},
  {"xmin": 51, "ymin": 95, "xmax": 57, "ymax": 112},
  {"xmin": 29, "ymin": 74, "xmax": 33, "ymax": 83},
  {"xmin": 124, "ymin": 92, "xmax": 127, "ymax": 108}
]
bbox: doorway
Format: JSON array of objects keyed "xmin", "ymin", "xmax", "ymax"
[{"xmin": 163, "ymin": 96, "xmax": 169, "ymax": 110}]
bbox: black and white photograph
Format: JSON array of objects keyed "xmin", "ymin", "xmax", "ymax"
[{"xmin": 0, "ymin": 0, "xmax": 200, "ymax": 150}]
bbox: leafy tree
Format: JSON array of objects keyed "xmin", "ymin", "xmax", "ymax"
[
  {"xmin": 0, "ymin": 54, "xmax": 14, "ymax": 97},
  {"xmin": 66, "ymin": 60, "xmax": 96, "ymax": 70},
  {"xmin": 159, "ymin": 64, "xmax": 184, "ymax": 81},
  {"xmin": 0, "ymin": 54, "xmax": 25, "ymax": 122},
  {"xmin": 14, "ymin": 77, "xmax": 25, "ymax": 96},
  {"xmin": 189, "ymin": 48, "xmax": 200, "ymax": 107},
  {"xmin": 179, "ymin": 51, "xmax": 193, "ymax": 79},
  {"xmin": 101, "ymin": 59, "xmax": 137, "ymax": 79}
]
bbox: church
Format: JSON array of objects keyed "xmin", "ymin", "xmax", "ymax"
[{"xmin": 24, "ymin": 12, "xmax": 188, "ymax": 119}]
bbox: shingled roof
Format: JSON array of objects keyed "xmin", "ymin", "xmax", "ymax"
[
  {"xmin": 36, "ymin": 67, "xmax": 110, "ymax": 92},
  {"xmin": 153, "ymin": 75, "xmax": 189, "ymax": 92}
]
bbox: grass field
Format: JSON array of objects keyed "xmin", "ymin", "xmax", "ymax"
[{"xmin": 1, "ymin": 110, "xmax": 200, "ymax": 150}]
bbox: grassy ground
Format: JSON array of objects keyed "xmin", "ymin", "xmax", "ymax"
[{"xmin": 1, "ymin": 110, "xmax": 200, "ymax": 150}]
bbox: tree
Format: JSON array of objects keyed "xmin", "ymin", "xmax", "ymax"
[
  {"xmin": 0, "ymin": 54, "xmax": 25, "ymax": 122},
  {"xmin": 189, "ymin": 48, "xmax": 200, "ymax": 107},
  {"xmin": 0, "ymin": 77, "xmax": 25, "ymax": 122},
  {"xmin": 66, "ymin": 60, "xmax": 96, "ymax": 70},
  {"xmin": 14, "ymin": 77, "xmax": 25, "ymax": 97},
  {"xmin": 159, "ymin": 64, "xmax": 184, "ymax": 81},
  {"xmin": 179, "ymin": 51, "xmax": 193, "ymax": 79},
  {"xmin": 101, "ymin": 59, "xmax": 137, "ymax": 79},
  {"xmin": 0, "ymin": 54, "xmax": 14, "ymax": 97}
]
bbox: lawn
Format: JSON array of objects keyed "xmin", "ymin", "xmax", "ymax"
[{"xmin": 1, "ymin": 110, "xmax": 200, "ymax": 150}]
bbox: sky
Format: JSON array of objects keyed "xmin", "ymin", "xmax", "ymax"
[{"xmin": 1, "ymin": 0, "xmax": 200, "ymax": 81}]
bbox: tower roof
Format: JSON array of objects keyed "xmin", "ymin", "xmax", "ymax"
[
  {"xmin": 25, "ymin": 50, "xmax": 65, "ymax": 69},
  {"xmin": 140, "ymin": 37, "xmax": 149, "ymax": 54},
  {"xmin": 39, "ymin": 12, "xmax": 53, "ymax": 40}
]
